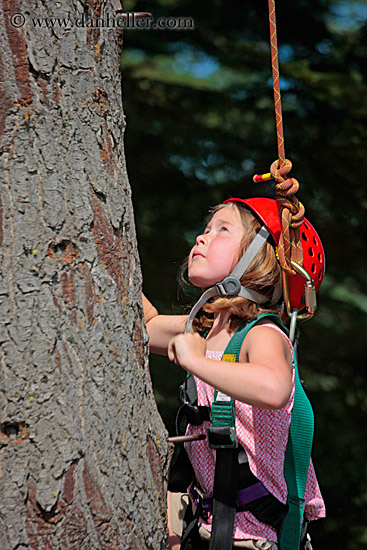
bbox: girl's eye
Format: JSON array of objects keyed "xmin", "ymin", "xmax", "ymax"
[{"xmin": 220, "ymin": 226, "xmax": 229, "ymax": 232}]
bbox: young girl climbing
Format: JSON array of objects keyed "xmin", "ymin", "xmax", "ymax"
[{"xmin": 143, "ymin": 198, "xmax": 325, "ymax": 550}]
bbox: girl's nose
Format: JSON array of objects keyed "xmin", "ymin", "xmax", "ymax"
[{"xmin": 196, "ymin": 233, "xmax": 207, "ymax": 245}]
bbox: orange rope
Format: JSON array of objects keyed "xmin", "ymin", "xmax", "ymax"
[
  {"xmin": 265, "ymin": 0, "xmax": 304, "ymax": 275},
  {"xmin": 268, "ymin": 0, "xmax": 285, "ymax": 166}
]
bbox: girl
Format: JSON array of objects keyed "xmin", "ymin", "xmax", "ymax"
[{"xmin": 143, "ymin": 198, "xmax": 325, "ymax": 549}]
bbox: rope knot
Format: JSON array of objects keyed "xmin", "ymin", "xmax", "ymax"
[
  {"xmin": 270, "ymin": 159, "xmax": 305, "ymax": 275},
  {"xmin": 270, "ymin": 158, "xmax": 292, "ymax": 182}
]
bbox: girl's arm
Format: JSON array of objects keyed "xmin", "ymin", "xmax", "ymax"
[
  {"xmin": 143, "ymin": 294, "xmax": 188, "ymax": 356},
  {"xmin": 142, "ymin": 294, "xmax": 159, "ymax": 323},
  {"xmin": 167, "ymin": 326, "xmax": 292, "ymax": 409}
]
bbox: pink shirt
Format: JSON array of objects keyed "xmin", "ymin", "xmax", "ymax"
[{"xmin": 184, "ymin": 324, "xmax": 326, "ymax": 542}]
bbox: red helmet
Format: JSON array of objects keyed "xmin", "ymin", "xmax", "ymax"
[{"xmin": 223, "ymin": 197, "xmax": 325, "ymax": 311}]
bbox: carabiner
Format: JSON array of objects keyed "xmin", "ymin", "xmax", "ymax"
[{"xmin": 289, "ymin": 309, "xmax": 298, "ymax": 344}]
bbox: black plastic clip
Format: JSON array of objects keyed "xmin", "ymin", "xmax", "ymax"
[{"xmin": 207, "ymin": 426, "xmax": 238, "ymax": 449}]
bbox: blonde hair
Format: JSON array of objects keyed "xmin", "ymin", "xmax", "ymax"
[{"xmin": 181, "ymin": 202, "xmax": 282, "ymax": 333}]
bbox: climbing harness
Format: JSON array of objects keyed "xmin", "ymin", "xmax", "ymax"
[{"xmin": 174, "ymin": 314, "xmax": 313, "ymax": 550}]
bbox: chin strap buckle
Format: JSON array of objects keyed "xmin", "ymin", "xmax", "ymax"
[{"xmin": 216, "ymin": 276, "xmax": 242, "ymax": 297}]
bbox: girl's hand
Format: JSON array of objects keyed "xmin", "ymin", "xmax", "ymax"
[{"xmin": 168, "ymin": 333, "xmax": 206, "ymax": 372}]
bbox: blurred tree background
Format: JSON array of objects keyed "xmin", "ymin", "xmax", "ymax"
[{"xmin": 120, "ymin": 1, "xmax": 367, "ymax": 548}]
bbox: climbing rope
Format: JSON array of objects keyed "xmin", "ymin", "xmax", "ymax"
[
  {"xmin": 254, "ymin": 0, "xmax": 305, "ymax": 275},
  {"xmin": 268, "ymin": 0, "xmax": 285, "ymax": 166}
]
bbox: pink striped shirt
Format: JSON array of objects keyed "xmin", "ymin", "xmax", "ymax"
[{"xmin": 184, "ymin": 324, "xmax": 325, "ymax": 542}]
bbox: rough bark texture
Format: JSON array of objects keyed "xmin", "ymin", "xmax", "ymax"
[{"xmin": 0, "ymin": 1, "xmax": 170, "ymax": 548}]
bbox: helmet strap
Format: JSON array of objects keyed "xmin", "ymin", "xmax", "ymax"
[{"xmin": 230, "ymin": 226, "xmax": 270, "ymax": 279}]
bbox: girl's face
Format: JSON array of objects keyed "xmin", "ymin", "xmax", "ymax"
[{"xmin": 188, "ymin": 205, "xmax": 245, "ymax": 288}]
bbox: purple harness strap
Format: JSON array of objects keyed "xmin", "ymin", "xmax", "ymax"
[
  {"xmin": 198, "ymin": 481, "xmax": 269, "ymax": 517},
  {"xmin": 236, "ymin": 482, "xmax": 269, "ymax": 510}
]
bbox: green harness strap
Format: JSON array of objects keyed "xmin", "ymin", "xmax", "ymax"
[
  {"xmin": 211, "ymin": 313, "xmax": 285, "ymax": 437},
  {"xmin": 211, "ymin": 315, "xmax": 274, "ymax": 437},
  {"xmin": 279, "ymin": 338, "xmax": 314, "ymax": 550},
  {"xmin": 210, "ymin": 313, "xmax": 314, "ymax": 550}
]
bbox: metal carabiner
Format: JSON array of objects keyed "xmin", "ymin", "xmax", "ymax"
[
  {"xmin": 289, "ymin": 309, "xmax": 298, "ymax": 344},
  {"xmin": 282, "ymin": 261, "xmax": 317, "ymax": 323}
]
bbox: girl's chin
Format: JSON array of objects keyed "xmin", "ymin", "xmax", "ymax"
[{"xmin": 188, "ymin": 275, "xmax": 219, "ymax": 289}]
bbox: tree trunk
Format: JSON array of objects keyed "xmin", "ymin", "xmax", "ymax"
[{"xmin": 0, "ymin": 1, "xmax": 170, "ymax": 548}]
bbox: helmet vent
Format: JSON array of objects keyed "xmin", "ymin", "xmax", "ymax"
[
  {"xmin": 313, "ymin": 236, "xmax": 317, "ymax": 245},
  {"xmin": 302, "ymin": 232, "xmax": 308, "ymax": 241},
  {"xmin": 311, "ymin": 263, "xmax": 316, "ymax": 274},
  {"xmin": 318, "ymin": 270, "xmax": 323, "ymax": 280},
  {"xmin": 318, "ymin": 253, "xmax": 322, "ymax": 262},
  {"xmin": 304, "ymin": 222, "xmax": 310, "ymax": 230},
  {"xmin": 308, "ymin": 247, "xmax": 314, "ymax": 257}
]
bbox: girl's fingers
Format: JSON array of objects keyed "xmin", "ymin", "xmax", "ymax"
[{"xmin": 168, "ymin": 340, "xmax": 178, "ymax": 364}]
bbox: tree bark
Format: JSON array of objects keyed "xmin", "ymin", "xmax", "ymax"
[{"xmin": 0, "ymin": 1, "xmax": 170, "ymax": 548}]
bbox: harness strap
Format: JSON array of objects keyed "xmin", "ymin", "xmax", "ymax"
[
  {"xmin": 279, "ymin": 341, "xmax": 314, "ymax": 550},
  {"xmin": 210, "ymin": 448, "xmax": 240, "ymax": 550},
  {"xmin": 210, "ymin": 314, "xmax": 284, "ymax": 433},
  {"xmin": 190, "ymin": 465, "xmax": 285, "ymax": 524},
  {"xmin": 180, "ymin": 498, "xmax": 205, "ymax": 550}
]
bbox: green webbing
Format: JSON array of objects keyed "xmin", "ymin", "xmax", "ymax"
[
  {"xmin": 211, "ymin": 403, "xmax": 235, "ymax": 428},
  {"xmin": 279, "ymin": 341, "xmax": 314, "ymax": 550},
  {"xmin": 211, "ymin": 313, "xmax": 285, "ymax": 429}
]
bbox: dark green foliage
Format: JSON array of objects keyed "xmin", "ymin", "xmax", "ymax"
[{"xmin": 121, "ymin": 1, "xmax": 367, "ymax": 547}]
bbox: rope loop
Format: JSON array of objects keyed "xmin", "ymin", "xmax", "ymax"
[{"xmin": 270, "ymin": 159, "xmax": 305, "ymax": 275}]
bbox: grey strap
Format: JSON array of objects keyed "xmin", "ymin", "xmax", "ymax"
[
  {"xmin": 185, "ymin": 287, "xmax": 218, "ymax": 333},
  {"xmin": 230, "ymin": 226, "xmax": 270, "ymax": 280},
  {"xmin": 238, "ymin": 287, "xmax": 268, "ymax": 304},
  {"xmin": 185, "ymin": 285, "xmax": 269, "ymax": 333}
]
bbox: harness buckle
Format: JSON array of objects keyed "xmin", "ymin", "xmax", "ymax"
[
  {"xmin": 207, "ymin": 426, "xmax": 238, "ymax": 449},
  {"xmin": 216, "ymin": 276, "xmax": 241, "ymax": 297}
]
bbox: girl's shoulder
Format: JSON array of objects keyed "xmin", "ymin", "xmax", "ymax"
[
  {"xmin": 240, "ymin": 314, "xmax": 289, "ymax": 338},
  {"xmin": 239, "ymin": 317, "xmax": 293, "ymax": 365}
]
